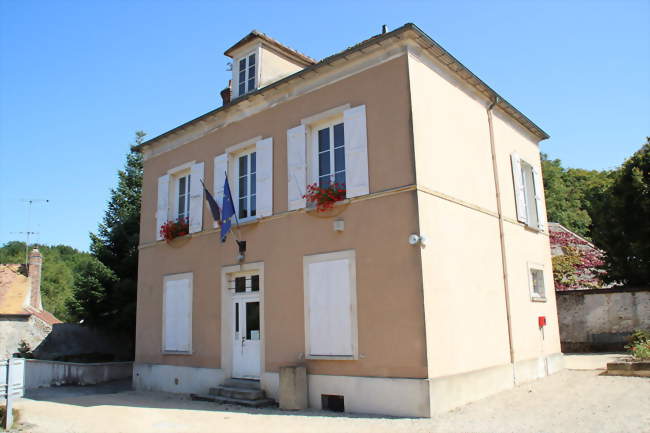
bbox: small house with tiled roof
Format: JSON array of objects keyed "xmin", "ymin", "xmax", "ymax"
[{"xmin": 0, "ymin": 248, "xmax": 61, "ymax": 358}]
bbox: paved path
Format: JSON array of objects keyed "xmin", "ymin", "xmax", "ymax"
[
  {"xmin": 563, "ymin": 352, "xmax": 628, "ymax": 370},
  {"xmin": 11, "ymin": 370, "xmax": 650, "ymax": 433}
]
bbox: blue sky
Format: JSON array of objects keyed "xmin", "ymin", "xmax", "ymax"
[{"xmin": 1, "ymin": 0, "xmax": 648, "ymax": 252}]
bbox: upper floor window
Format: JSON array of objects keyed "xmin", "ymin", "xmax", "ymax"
[
  {"xmin": 520, "ymin": 161, "xmax": 538, "ymax": 228},
  {"xmin": 511, "ymin": 153, "xmax": 545, "ymax": 231},
  {"xmin": 238, "ymin": 53, "xmax": 256, "ymax": 96},
  {"xmin": 237, "ymin": 150, "xmax": 257, "ymax": 220},
  {"xmin": 316, "ymin": 122, "xmax": 345, "ymax": 189},
  {"xmin": 176, "ymin": 173, "xmax": 191, "ymax": 222},
  {"xmin": 286, "ymin": 105, "xmax": 369, "ymax": 211},
  {"xmin": 155, "ymin": 162, "xmax": 204, "ymax": 241},
  {"xmin": 213, "ymin": 137, "xmax": 273, "ymax": 222}
]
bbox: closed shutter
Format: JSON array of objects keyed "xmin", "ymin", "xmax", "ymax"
[
  {"xmin": 532, "ymin": 166, "xmax": 546, "ymax": 231},
  {"xmin": 307, "ymin": 258, "xmax": 354, "ymax": 356},
  {"xmin": 214, "ymin": 153, "xmax": 228, "ymax": 228},
  {"xmin": 163, "ymin": 276, "xmax": 192, "ymax": 352},
  {"xmin": 287, "ymin": 124, "xmax": 307, "ymax": 210},
  {"xmin": 510, "ymin": 152, "xmax": 527, "ymax": 224},
  {"xmin": 343, "ymin": 105, "xmax": 369, "ymax": 198},
  {"xmin": 188, "ymin": 162, "xmax": 204, "ymax": 233},
  {"xmin": 256, "ymin": 137, "xmax": 273, "ymax": 217},
  {"xmin": 156, "ymin": 174, "xmax": 170, "ymax": 240}
]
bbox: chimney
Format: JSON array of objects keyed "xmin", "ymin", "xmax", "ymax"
[
  {"xmin": 28, "ymin": 248, "xmax": 43, "ymax": 311},
  {"xmin": 220, "ymin": 80, "xmax": 232, "ymax": 106}
]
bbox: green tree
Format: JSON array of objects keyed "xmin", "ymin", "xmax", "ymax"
[
  {"xmin": 541, "ymin": 154, "xmax": 613, "ymax": 238},
  {"xmin": 590, "ymin": 138, "xmax": 650, "ymax": 285},
  {"xmin": 68, "ymin": 255, "xmax": 118, "ymax": 322},
  {"xmin": 69, "ymin": 131, "xmax": 144, "ymax": 341}
]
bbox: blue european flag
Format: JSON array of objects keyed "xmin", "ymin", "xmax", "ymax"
[{"xmin": 220, "ymin": 175, "xmax": 236, "ymax": 243}]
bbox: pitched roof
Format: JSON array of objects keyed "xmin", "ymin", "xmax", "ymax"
[
  {"xmin": 224, "ymin": 29, "xmax": 316, "ymax": 66},
  {"xmin": 138, "ymin": 23, "xmax": 548, "ymax": 152},
  {"xmin": 0, "ymin": 264, "xmax": 61, "ymax": 325}
]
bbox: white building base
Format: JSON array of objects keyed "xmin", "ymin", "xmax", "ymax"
[
  {"xmin": 514, "ymin": 352, "xmax": 564, "ymax": 384},
  {"xmin": 132, "ymin": 363, "xmax": 224, "ymax": 394},
  {"xmin": 428, "ymin": 362, "xmax": 514, "ymax": 414},
  {"xmin": 308, "ymin": 374, "xmax": 430, "ymax": 417},
  {"xmin": 133, "ymin": 354, "xmax": 563, "ymax": 418},
  {"xmin": 428, "ymin": 352, "xmax": 564, "ymax": 414}
]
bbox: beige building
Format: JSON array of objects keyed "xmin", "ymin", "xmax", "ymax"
[{"xmin": 133, "ymin": 23, "xmax": 562, "ymax": 417}]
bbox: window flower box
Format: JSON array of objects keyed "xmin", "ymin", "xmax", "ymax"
[
  {"xmin": 160, "ymin": 218, "xmax": 190, "ymax": 244},
  {"xmin": 304, "ymin": 182, "xmax": 346, "ymax": 213}
]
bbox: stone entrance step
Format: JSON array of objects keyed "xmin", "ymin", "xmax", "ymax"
[
  {"xmin": 190, "ymin": 378, "xmax": 275, "ymax": 408},
  {"xmin": 223, "ymin": 378, "xmax": 261, "ymax": 389},
  {"xmin": 209, "ymin": 385, "xmax": 265, "ymax": 400},
  {"xmin": 191, "ymin": 393, "xmax": 275, "ymax": 408}
]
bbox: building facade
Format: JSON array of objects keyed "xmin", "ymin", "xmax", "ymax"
[{"xmin": 133, "ymin": 23, "xmax": 562, "ymax": 417}]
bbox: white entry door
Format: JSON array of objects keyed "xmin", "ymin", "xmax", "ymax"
[{"xmin": 232, "ymin": 275, "xmax": 261, "ymax": 379}]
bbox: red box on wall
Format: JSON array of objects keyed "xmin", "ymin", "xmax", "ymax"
[{"xmin": 538, "ymin": 316, "xmax": 546, "ymax": 328}]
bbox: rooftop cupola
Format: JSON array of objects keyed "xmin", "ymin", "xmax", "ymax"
[{"xmin": 224, "ymin": 30, "xmax": 315, "ymax": 100}]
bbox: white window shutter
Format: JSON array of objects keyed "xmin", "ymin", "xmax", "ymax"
[
  {"xmin": 188, "ymin": 162, "xmax": 204, "ymax": 233},
  {"xmin": 343, "ymin": 105, "xmax": 370, "ymax": 198},
  {"xmin": 532, "ymin": 166, "xmax": 546, "ymax": 231},
  {"xmin": 214, "ymin": 153, "xmax": 228, "ymax": 227},
  {"xmin": 287, "ymin": 124, "xmax": 307, "ymax": 210},
  {"xmin": 163, "ymin": 277, "xmax": 192, "ymax": 352},
  {"xmin": 510, "ymin": 152, "xmax": 527, "ymax": 224},
  {"xmin": 308, "ymin": 259, "xmax": 353, "ymax": 356},
  {"xmin": 156, "ymin": 174, "xmax": 170, "ymax": 241},
  {"xmin": 256, "ymin": 137, "xmax": 273, "ymax": 217}
]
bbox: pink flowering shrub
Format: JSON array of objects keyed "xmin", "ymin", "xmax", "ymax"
[{"xmin": 550, "ymin": 230, "xmax": 605, "ymax": 290}]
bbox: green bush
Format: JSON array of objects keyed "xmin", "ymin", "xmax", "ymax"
[{"xmin": 626, "ymin": 329, "xmax": 650, "ymax": 360}]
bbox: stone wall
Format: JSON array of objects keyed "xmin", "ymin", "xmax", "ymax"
[
  {"xmin": 556, "ymin": 288, "xmax": 650, "ymax": 352},
  {"xmin": 0, "ymin": 316, "xmax": 52, "ymax": 359},
  {"xmin": 25, "ymin": 360, "xmax": 133, "ymax": 388},
  {"xmin": 33, "ymin": 323, "xmax": 132, "ymax": 361}
]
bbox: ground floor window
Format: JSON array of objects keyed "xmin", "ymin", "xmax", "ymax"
[
  {"xmin": 303, "ymin": 250, "xmax": 358, "ymax": 359},
  {"xmin": 162, "ymin": 273, "xmax": 193, "ymax": 353},
  {"xmin": 528, "ymin": 265, "xmax": 546, "ymax": 301}
]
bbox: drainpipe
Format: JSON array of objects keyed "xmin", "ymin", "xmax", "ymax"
[{"xmin": 487, "ymin": 97, "xmax": 516, "ymax": 374}]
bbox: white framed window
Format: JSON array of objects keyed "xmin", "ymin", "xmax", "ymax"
[
  {"xmin": 286, "ymin": 104, "xmax": 369, "ymax": 211},
  {"xmin": 237, "ymin": 52, "xmax": 257, "ymax": 96},
  {"xmin": 520, "ymin": 161, "xmax": 538, "ymax": 228},
  {"xmin": 303, "ymin": 250, "xmax": 358, "ymax": 360},
  {"xmin": 162, "ymin": 273, "xmax": 193, "ymax": 353},
  {"xmin": 236, "ymin": 149, "xmax": 257, "ymax": 220},
  {"xmin": 511, "ymin": 153, "xmax": 545, "ymax": 231},
  {"xmin": 315, "ymin": 121, "xmax": 346, "ymax": 189},
  {"xmin": 156, "ymin": 161, "xmax": 204, "ymax": 240},
  {"xmin": 214, "ymin": 137, "xmax": 273, "ymax": 222},
  {"xmin": 528, "ymin": 264, "xmax": 546, "ymax": 301},
  {"xmin": 175, "ymin": 172, "xmax": 191, "ymax": 222}
]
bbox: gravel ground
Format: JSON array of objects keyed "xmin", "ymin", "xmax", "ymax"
[{"xmin": 11, "ymin": 370, "xmax": 650, "ymax": 433}]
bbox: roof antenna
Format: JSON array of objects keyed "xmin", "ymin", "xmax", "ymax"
[
  {"xmin": 17, "ymin": 198, "xmax": 50, "ymax": 265},
  {"xmin": 382, "ymin": 24, "xmax": 388, "ymax": 34}
]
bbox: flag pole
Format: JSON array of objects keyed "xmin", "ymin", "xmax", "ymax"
[
  {"xmin": 224, "ymin": 172, "xmax": 246, "ymax": 259},
  {"xmin": 225, "ymin": 171, "xmax": 243, "ymax": 242}
]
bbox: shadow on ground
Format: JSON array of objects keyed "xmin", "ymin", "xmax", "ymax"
[{"xmin": 22, "ymin": 380, "xmax": 403, "ymax": 420}]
